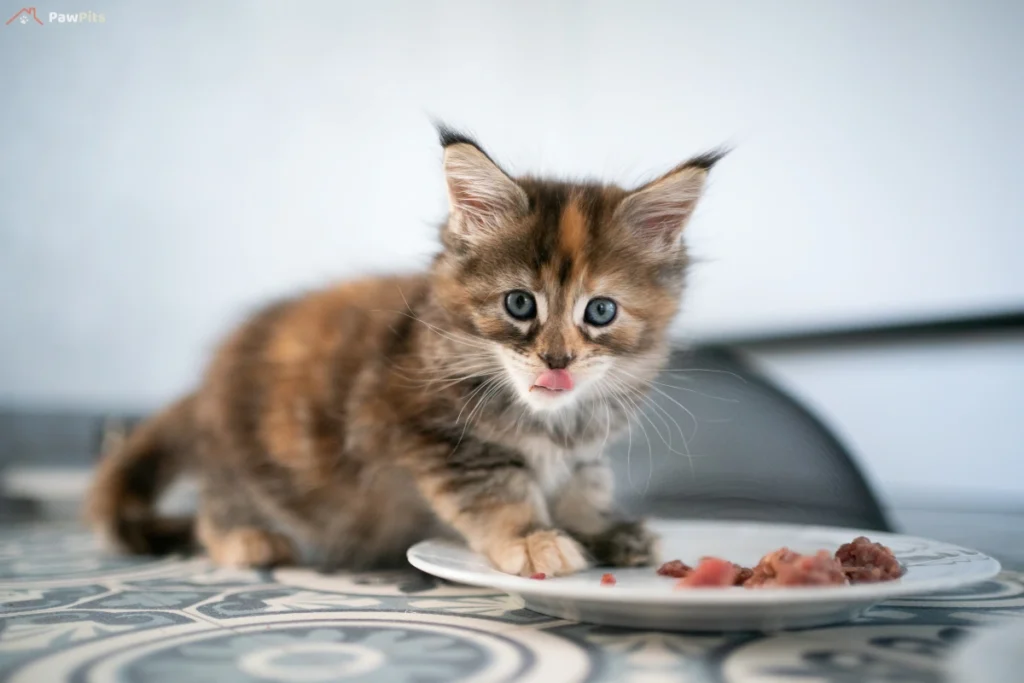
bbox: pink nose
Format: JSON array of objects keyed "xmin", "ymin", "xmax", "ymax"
[{"xmin": 532, "ymin": 369, "xmax": 574, "ymax": 392}]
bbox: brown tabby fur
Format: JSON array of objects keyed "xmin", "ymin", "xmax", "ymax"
[{"xmin": 86, "ymin": 127, "xmax": 723, "ymax": 576}]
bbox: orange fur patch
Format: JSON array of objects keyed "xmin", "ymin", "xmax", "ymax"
[{"xmin": 558, "ymin": 198, "xmax": 587, "ymax": 258}]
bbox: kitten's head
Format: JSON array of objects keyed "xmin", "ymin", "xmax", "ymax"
[{"xmin": 431, "ymin": 126, "xmax": 723, "ymax": 415}]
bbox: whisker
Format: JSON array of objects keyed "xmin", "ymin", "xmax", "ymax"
[
  {"xmin": 409, "ymin": 368, "xmax": 506, "ymax": 395},
  {"xmin": 398, "ymin": 362, "xmax": 495, "ymax": 375},
  {"xmin": 658, "ymin": 368, "xmax": 746, "ymax": 382},
  {"xmin": 610, "ymin": 376, "xmax": 673, "ymax": 448},
  {"xmin": 606, "ymin": 392, "xmax": 638, "ymax": 494},
  {"xmin": 450, "ymin": 376, "xmax": 503, "ymax": 456},
  {"xmin": 622, "ymin": 382, "xmax": 697, "ymax": 479},
  {"xmin": 514, "ymin": 405, "xmax": 531, "ymax": 437},
  {"xmin": 603, "ymin": 370, "xmax": 702, "ymax": 481},
  {"xmin": 372, "ymin": 306, "xmax": 494, "ymax": 352},
  {"xmin": 638, "ymin": 377, "xmax": 740, "ymax": 403},
  {"xmin": 463, "ymin": 377, "xmax": 510, "ymax": 437},
  {"xmin": 601, "ymin": 394, "xmax": 614, "ymax": 454},
  {"xmin": 615, "ymin": 385, "xmax": 655, "ymax": 496},
  {"xmin": 616, "ymin": 367, "xmax": 740, "ymax": 404},
  {"xmin": 610, "ymin": 368, "xmax": 704, "ymax": 442},
  {"xmin": 609, "ymin": 373, "xmax": 691, "ymax": 450},
  {"xmin": 455, "ymin": 378, "xmax": 495, "ymax": 424}
]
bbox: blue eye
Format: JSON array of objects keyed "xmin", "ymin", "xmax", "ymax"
[
  {"xmin": 504, "ymin": 290, "xmax": 537, "ymax": 321},
  {"xmin": 584, "ymin": 297, "xmax": 617, "ymax": 326}
]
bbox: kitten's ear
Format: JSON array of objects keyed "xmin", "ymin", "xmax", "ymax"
[
  {"xmin": 615, "ymin": 149, "xmax": 727, "ymax": 249},
  {"xmin": 440, "ymin": 128, "xmax": 528, "ymax": 243}
]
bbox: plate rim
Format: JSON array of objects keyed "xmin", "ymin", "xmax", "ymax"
[{"xmin": 407, "ymin": 519, "xmax": 1002, "ymax": 605}]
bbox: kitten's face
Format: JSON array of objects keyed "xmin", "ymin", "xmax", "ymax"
[{"xmin": 432, "ymin": 132, "xmax": 719, "ymax": 415}]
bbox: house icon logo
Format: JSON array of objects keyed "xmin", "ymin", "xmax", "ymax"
[{"xmin": 6, "ymin": 7, "xmax": 44, "ymax": 25}]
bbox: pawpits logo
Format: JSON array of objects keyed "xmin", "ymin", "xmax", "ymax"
[
  {"xmin": 5, "ymin": 7, "xmax": 41, "ymax": 24},
  {"xmin": 5, "ymin": 7, "xmax": 106, "ymax": 25}
]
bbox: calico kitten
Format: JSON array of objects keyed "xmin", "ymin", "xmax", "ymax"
[{"xmin": 86, "ymin": 127, "xmax": 723, "ymax": 576}]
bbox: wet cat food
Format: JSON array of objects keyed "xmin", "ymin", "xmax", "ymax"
[{"xmin": 659, "ymin": 536, "xmax": 902, "ymax": 589}]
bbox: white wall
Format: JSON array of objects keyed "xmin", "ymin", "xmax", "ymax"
[{"xmin": 1, "ymin": 0, "xmax": 1022, "ymax": 410}]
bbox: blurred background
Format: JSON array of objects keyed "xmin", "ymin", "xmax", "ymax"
[{"xmin": 1, "ymin": 1, "xmax": 1021, "ymax": 564}]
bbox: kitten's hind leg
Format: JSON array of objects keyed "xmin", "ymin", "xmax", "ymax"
[{"xmin": 196, "ymin": 513, "xmax": 296, "ymax": 569}]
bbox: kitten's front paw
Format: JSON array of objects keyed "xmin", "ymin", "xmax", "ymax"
[
  {"xmin": 488, "ymin": 530, "xmax": 590, "ymax": 577},
  {"xmin": 583, "ymin": 520, "xmax": 660, "ymax": 567}
]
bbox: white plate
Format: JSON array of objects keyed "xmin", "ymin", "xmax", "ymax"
[{"xmin": 407, "ymin": 519, "xmax": 1001, "ymax": 632}]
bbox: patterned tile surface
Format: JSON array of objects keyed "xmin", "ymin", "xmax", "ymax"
[{"xmin": 1, "ymin": 524, "xmax": 1021, "ymax": 682}]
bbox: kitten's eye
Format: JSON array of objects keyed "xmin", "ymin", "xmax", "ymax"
[
  {"xmin": 584, "ymin": 297, "xmax": 617, "ymax": 326},
  {"xmin": 504, "ymin": 290, "xmax": 537, "ymax": 321}
]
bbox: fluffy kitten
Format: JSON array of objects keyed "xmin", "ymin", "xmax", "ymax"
[{"xmin": 86, "ymin": 127, "xmax": 723, "ymax": 576}]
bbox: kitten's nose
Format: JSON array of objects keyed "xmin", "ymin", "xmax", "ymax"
[{"xmin": 539, "ymin": 352, "xmax": 573, "ymax": 370}]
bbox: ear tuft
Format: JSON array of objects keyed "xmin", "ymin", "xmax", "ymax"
[
  {"xmin": 436, "ymin": 122, "xmax": 484, "ymax": 151},
  {"xmin": 677, "ymin": 146, "xmax": 730, "ymax": 172}
]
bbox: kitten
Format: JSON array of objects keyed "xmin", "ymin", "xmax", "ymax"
[{"xmin": 86, "ymin": 127, "xmax": 723, "ymax": 576}]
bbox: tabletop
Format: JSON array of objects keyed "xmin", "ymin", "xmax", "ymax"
[{"xmin": 1, "ymin": 525, "xmax": 1021, "ymax": 683}]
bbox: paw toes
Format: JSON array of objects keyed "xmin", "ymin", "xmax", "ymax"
[
  {"xmin": 528, "ymin": 534, "xmax": 562, "ymax": 574},
  {"xmin": 489, "ymin": 540, "xmax": 528, "ymax": 575},
  {"xmin": 487, "ymin": 530, "xmax": 591, "ymax": 577},
  {"xmin": 554, "ymin": 534, "xmax": 590, "ymax": 572},
  {"xmin": 525, "ymin": 530, "xmax": 589, "ymax": 576}
]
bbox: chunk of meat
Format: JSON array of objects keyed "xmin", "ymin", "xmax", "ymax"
[
  {"xmin": 656, "ymin": 559, "xmax": 693, "ymax": 578},
  {"xmin": 600, "ymin": 573, "xmax": 617, "ymax": 586},
  {"xmin": 744, "ymin": 548, "xmax": 848, "ymax": 588},
  {"xmin": 835, "ymin": 536, "xmax": 903, "ymax": 583},
  {"xmin": 733, "ymin": 564, "xmax": 754, "ymax": 586},
  {"xmin": 676, "ymin": 557, "xmax": 738, "ymax": 588},
  {"xmin": 745, "ymin": 547, "xmax": 798, "ymax": 587}
]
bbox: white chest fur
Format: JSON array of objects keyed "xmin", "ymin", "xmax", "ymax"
[{"xmin": 518, "ymin": 435, "xmax": 595, "ymax": 499}]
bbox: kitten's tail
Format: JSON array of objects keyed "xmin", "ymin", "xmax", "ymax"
[{"xmin": 85, "ymin": 394, "xmax": 198, "ymax": 555}]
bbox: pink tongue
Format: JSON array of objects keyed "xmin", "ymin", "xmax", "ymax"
[{"xmin": 534, "ymin": 369, "xmax": 574, "ymax": 392}]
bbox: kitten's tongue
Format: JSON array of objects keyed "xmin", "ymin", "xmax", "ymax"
[{"xmin": 533, "ymin": 369, "xmax": 574, "ymax": 392}]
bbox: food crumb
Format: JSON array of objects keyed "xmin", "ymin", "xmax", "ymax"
[
  {"xmin": 656, "ymin": 559, "xmax": 693, "ymax": 578},
  {"xmin": 529, "ymin": 572, "xmax": 546, "ymax": 580},
  {"xmin": 600, "ymin": 573, "xmax": 616, "ymax": 586}
]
